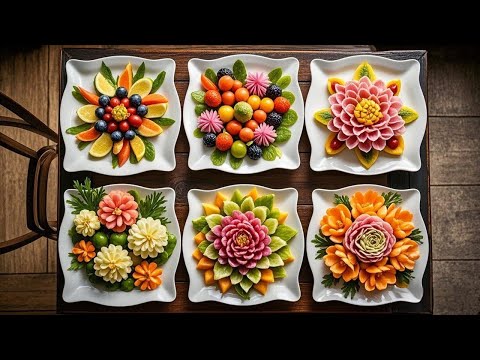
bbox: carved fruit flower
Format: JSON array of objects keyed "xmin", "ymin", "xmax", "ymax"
[
  {"xmin": 349, "ymin": 190, "xmax": 387, "ymax": 219},
  {"xmin": 359, "ymin": 257, "xmax": 396, "ymax": 291},
  {"xmin": 93, "ymin": 244, "xmax": 133, "ymax": 283},
  {"xmin": 209, "ymin": 210, "xmax": 271, "ymax": 275},
  {"xmin": 72, "ymin": 240, "xmax": 96, "ymax": 263},
  {"xmin": 327, "ymin": 76, "xmax": 405, "ymax": 152},
  {"xmin": 97, "ymin": 190, "xmax": 138, "ymax": 233},
  {"xmin": 384, "ymin": 204, "xmax": 415, "ymax": 239},
  {"xmin": 127, "ymin": 217, "xmax": 169, "ymax": 259},
  {"xmin": 323, "ymin": 244, "xmax": 359, "ymax": 282},
  {"xmin": 389, "ymin": 239, "xmax": 420, "ymax": 271},
  {"xmin": 344, "ymin": 214, "xmax": 396, "ymax": 263},
  {"xmin": 74, "ymin": 209, "xmax": 100, "ymax": 237},
  {"xmin": 320, "ymin": 204, "xmax": 352, "ymax": 243},
  {"xmin": 133, "ymin": 260, "xmax": 163, "ymax": 291}
]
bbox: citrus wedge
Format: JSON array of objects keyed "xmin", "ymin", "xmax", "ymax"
[
  {"xmin": 112, "ymin": 139, "xmax": 124, "ymax": 155},
  {"xmin": 77, "ymin": 104, "xmax": 99, "ymax": 123},
  {"xmin": 129, "ymin": 135, "xmax": 145, "ymax": 161},
  {"xmin": 89, "ymin": 133, "xmax": 113, "ymax": 158},
  {"xmin": 128, "ymin": 78, "xmax": 153, "ymax": 98},
  {"xmin": 137, "ymin": 119, "xmax": 163, "ymax": 137},
  {"xmin": 145, "ymin": 103, "xmax": 168, "ymax": 118},
  {"xmin": 76, "ymin": 126, "xmax": 100, "ymax": 142},
  {"xmin": 118, "ymin": 63, "xmax": 133, "ymax": 90},
  {"xmin": 95, "ymin": 72, "xmax": 116, "ymax": 96}
]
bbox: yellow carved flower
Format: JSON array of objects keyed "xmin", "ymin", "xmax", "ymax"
[
  {"xmin": 93, "ymin": 244, "xmax": 133, "ymax": 283},
  {"xmin": 111, "ymin": 104, "xmax": 129, "ymax": 121},
  {"xmin": 127, "ymin": 217, "xmax": 169, "ymax": 259},
  {"xmin": 74, "ymin": 209, "xmax": 101, "ymax": 237},
  {"xmin": 354, "ymin": 98, "xmax": 383, "ymax": 125}
]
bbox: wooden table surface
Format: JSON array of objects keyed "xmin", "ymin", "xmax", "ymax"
[{"xmin": 56, "ymin": 46, "xmax": 431, "ymax": 313}]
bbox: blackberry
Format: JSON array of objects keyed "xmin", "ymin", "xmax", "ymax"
[
  {"xmin": 217, "ymin": 68, "xmax": 235, "ymax": 80},
  {"xmin": 265, "ymin": 111, "xmax": 283, "ymax": 128},
  {"xmin": 265, "ymin": 84, "xmax": 282, "ymax": 100},
  {"xmin": 203, "ymin": 132, "xmax": 216, "ymax": 147},
  {"xmin": 247, "ymin": 144, "xmax": 263, "ymax": 160}
]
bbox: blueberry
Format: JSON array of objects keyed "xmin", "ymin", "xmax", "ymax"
[
  {"xmin": 94, "ymin": 120, "xmax": 108, "ymax": 132},
  {"xmin": 247, "ymin": 144, "xmax": 263, "ymax": 160},
  {"xmin": 124, "ymin": 130, "xmax": 136, "ymax": 140},
  {"xmin": 136, "ymin": 104, "xmax": 148, "ymax": 117},
  {"xmin": 130, "ymin": 94, "xmax": 142, "ymax": 107},
  {"xmin": 98, "ymin": 95, "xmax": 110, "ymax": 107},
  {"xmin": 265, "ymin": 84, "xmax": 282, "ymax": 100},
  {"xmin": 95, "ymin": 107, "xmax": 105, "ymax": 119},
  {"xmin": 203, "ymin": 133, "xmax": 216, "ymax": 147},
  {"xmin": 265, "ymin": 111, "xmax": 283, "ymax": 128},
  {"xmin": 115, "ymin": 87, "xmax": 128, "ymax": 99},
  {"xmin": 110, "ymin": 130, "xmax": 123, "ymax": 142}
]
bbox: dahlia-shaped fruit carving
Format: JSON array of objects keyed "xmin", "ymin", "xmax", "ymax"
[{"xmin": 97, "ymin": 190, "xmax": 138, "ymax": 232}]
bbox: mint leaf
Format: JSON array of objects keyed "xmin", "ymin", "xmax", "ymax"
[
  {"xmin": 141, "ymin": 136, "xmax": 155, "ymax": 161},
  {"xmin": 205, "ymin": 68, "xmax": 218, "ymax": 84},
  {"xmin": 191, "ymin": 90, "xmax": 205, "ymax": 104},
  {"xmin": 282, "ymin": 91, "xmax": 295, "ymax": 105},
  {"xmin": 233, "ymin": 60, "xmax": 247, "ymax": 84},
  {"xmin": 211, "ymin": 149, "xmax": 228, "ymax": 166},
  {"xmin": 100, "ymin": 61, "xmax": 116, "ymax": 87},
  {"xmin": 195, "ymin": 104, "xmax": 209, "ymax": 116},
  {"xmin": 234, "ymin": 284, "xmax": 250, "ymax": 300},
  {"xmin": 77, "ymin": 141, "xmax": 89, "ymax": 150},
  {"xmin": 282, "ymin": 109, "xmax": 298, "ymax": 127},
  {"xmin": 66, "ymin": 123, "xmax": 92, "ymax": 135},
  {"xmin": 132, "ymin": 62, "xmax": 145, "ymax": 84},
  {"xmin": 152, "ymin": 118, "xmax": 175, "ymax": 127},
  {"xmin": 112, "ymin": 153, "xmax": 118, "ymax": 168},
  {"xmin": 274, "ymin": 126, "xmax": 291, "ymax": 143},
  {"xmin": 262, "ymin": 145, "xmax": 277, "ymax": 161},
  {"xmin": 229, "ymin": 153, "xmax": 243, "ymax": 170},
  {"xmin": 151, "ymin": 71, "xmax": 166, "ymax": 93},
  {"xmin": 193, "ymin": 128, "xmax": 204, "ymax": 138},
  {"xmin": 268, "ymin": 68, "xmax": 282, "ymax": 84},
  {"xmin": 129, "ymin": 150, "xmax": 139, "ymax": 164},
  {"xmin": 276, "ymin": 75, "xmax": 291, "ymax": 89}
]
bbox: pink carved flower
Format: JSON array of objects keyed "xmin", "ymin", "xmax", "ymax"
[
  {"xmin": 253, "ymin": 123, "xmax": 277, "ymax": 146},
  {"xmin": 245, "ymin": 72, "xmax": 270, "ymax": 97},
  {"xmin": 327, "ymin": 76, "xmax": 405, "ymax": 152},
  {"xmin": 197, "ymin": 110, "xmax": 223, "ymax": 134},
  {"xmin": 343, "ymin": 214, "xmax": 396, "ymax": 263},
  {"xmin": 97, "ymin": 190, "xmax": 139, "ymax": 233},
  {"xmin": 208, "ymin": 210, "xmax": 271, "ymax": 275}
]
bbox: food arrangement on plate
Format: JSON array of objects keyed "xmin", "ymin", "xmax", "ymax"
[
  {"xmin": 313, "ymin": 61, "xmax": 419, "ymax": 169},
  {"xmin": 66, "ymin": 62, "xmax": 176, "ymax": 168},
  {"xmin": 311, "ymin": 189, "xmax": 423, "ymax": 299},
  {"xmin": 189, "ymin": 60, "xmax": 299, "ymax": 170},
  {"xmin": 190, "ymin": 187, "xmax": 298, "ymax": 300},
  {"xmin": 65, "ymin": 178, "xmax": 177, "ymax": 292}
]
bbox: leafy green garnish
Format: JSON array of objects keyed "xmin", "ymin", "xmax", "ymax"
[
  {"xmin": 67, "ymin": 178, "xmax": 105, "ymax": 214},
  {"xmin": 66, "ymin": 123, "xmax": 92, "ymax": 135},
  {"xmin": 141, "ymin": 136, "xmax": 155, "ymax": 161},
  {"xmin": 268, "ymin": 68, "xmax": 282, "ymax": 84},
  {"xmin": 191, "ymin": 90, "xmax": 205, "ymax": 104},
  {"xmin": 409, "ymin": 228, "xmax": 424, "ymax": 244},
  {"xmin": 281, "ymin": 109, "xmax": 298, "ymax": 127},
  {"xmin": 72, "ymin": 86, "xmax": 88, "ymax": 104},
  {"xmin": 154, "ymin": 252, "xmax": 169, "ymax": 266},
  {"xmin": 150, "ymin": 71, "xmax": 166, "ymax": 93},
  {"xmin": 233, "ymin": 60, "xmax": 247, "ymax": 84},
  {"xmin": 68, "ymin": 226, "xmax": 83, "ymax": 245},
  {"xmin": 112, "ymin": 153, "xmax": 118, "ymax": 168},
  {"xmin": 341, "ymin": 280, "xmax": 360, "ymax": 299},
  {"xmin": 321, "ymin": 273, "xmax": 340, "ymax": 288},
  {"xmin": 262, "ymin": 144, "xmax": 280, "ymax": 161},
  {"xmin": 192, "ymin": 216, "xmax": 207, "ymax": 232},
  {"xmin": 100, "ymin": 61, "xmax": 116, "ymax": 87},
  {"xmin": 234, "ymin": 284, "xmax": 250, "ymax": 300},
  {"xmin": 129, "ymin": 150, "xmax": 139, "ymax": 164},
  {"xmin": 195, "ymin": 104, "xmax": 209, "ymax": 116},
  {"xmin": 205, "ymin": 68, "xmax": 217, "ymax": 84},
  {"xmin": 193, "ymin": 128, "xmax": 204, "ymax": 138},
  {"xmin": 132, "ymin": 62, "xmax": 146, "ymax": 84},
  {"xmin": 274, "ymin": 126, "xmax": 291, "ymax": 143},
  {"xmin": 229, "ymin": 153, "xmax": 243, "ymax": 169},
  {"xmin": 274, "ymin": 224, "xmax": 297, "ymax": 241},
  {"xmin": 214, "ymin": 262, "xmax": 233, "ymax": 280},
  {"xmin": 198, "ymin": 240, "xmax": 210, "ymax": 254},
  {"xmin": 272, "ymin": 267, "xmax": 287, "ymax": 279},
  {"xmin": 152, "ymin": 118, "xmax": 175, "ymax": 127},
  {"xmin": 164, "ymin": 233, "xmax": 176, "ymax": 257},
  {"xmin": 211, "ymin": 149, "xmax": 228, "ymax": 166},
  {"xmin": 254, "ymin": 194, "xmax": 274, "ymax": 211},
  {"xmin": 382, "ymin": 191, "xmax": 402, "ymax": 207},
  {"xmin": 77, "ymin": 141, "xmax": 89, "ymax": 150},
  {"xmin": 139, "ymin": 191, "xmax": 170, "ymax": 224},
  {"xmin": 276, "ymin": 75, "xmax": 291, "ymax": 89},
  {"xmin": 396, "ymin": 268, "xmax": 415, "ymax": 286},
  {"xmin": 281, "ymin": 91, "xmax": 295, "ymax": 105},
  {"xmin": 312, "ymin": 232, "xmax": 334, "ymax": 258},
  {"xmin": 68, "ymin": 253, "xmax": 85, "ymax": 271},
  {"xmin": 333, "ymin": 194, "xmax": 352, "ymax": 211}
]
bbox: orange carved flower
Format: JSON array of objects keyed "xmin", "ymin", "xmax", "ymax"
[
  {"xmin": 389, "ymin": 239, "xmax": 420, "ymax": 271},
  {"xmin": 359, "ymin": 257, "xmax": 396, "ymax": 291},
  {"xmin": 350, "ymin": 190, "xmax": 387, "ymax": 219},
  {"xmin": 320, "ymin": 204, "xmax": 353, "ymax": 243},
  {"xmin": 133, "ymin": 260, "xmax": 163, "ymax": 291},
  {"xmin": 72, "ymin": 240, "xmax": 96, "ymax": 263},
  {"xmin": 324, "ymin": 244, "xmax": 359, "ymax": 282},
  {"xmin": 384, "ymin": 204, "xmax": 415, "ymax": 238}
]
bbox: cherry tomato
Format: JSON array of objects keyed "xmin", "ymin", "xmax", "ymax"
[
  {"xmin": 245, "ymin": 120, "xmax": 259, "ymax": 131},
  {"xmin": 387, "ymin": 137, "xmax": 399, "ymax": 149},
  {"xmin": 105, "ymin": 105, "xmax": 113, "ymax": 114},
  {"xmin": 204, "ymin": 90, "xmax": 222, "ymax": 108},
  {"xmin": 107, "ymin": 121, "xmax": 118, "ymax": 133},
  {"xmin": 226, "ymin": 120, "xmax": 242, "ymax": 136},
  {"xmin": 128, "ymin": 114, "xmax": 143, "ymax": 128},
  {"xmin": 103, "ymin": 113, "xmax": 112, "ymax": 122},
  {"xmin": 121, "ymin": 98, "xmax": 130, "ymax": 107},
  {"xmin": 218, "ymin": 75, "xmax": 234, "ymax": 92},
  {"xmin": 239, "ymin": 127, "xmax": 254, "ymax": 142},
  {"xmin": 110, "ymin": 97, "xmax": 120, "ymax": 107},
  {"xmin": 253, "ymin": 109, "xmax": 267, "ymax": 123},
  {"xmin": 231, "ymin": 80, "xmax": 243, "ymax": 92},
  {"xmin": 330, "ymin": 136, "xmax": 344, "ymax": 150},
  {"xmin": 127, "ymin": 107, "xmax": 137, "ymax": 115},
  {"xmin": 119, "ymin": 120, "xmax": 130, "ymax": 133},
  {"xmin": 221, "ymin": 91, "xmax": 235, "ymax": 106},
  {"xmin": 235, "ymin": 88, "xmax": 249, "ymax": 102}
]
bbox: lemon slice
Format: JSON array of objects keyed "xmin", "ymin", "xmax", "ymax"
[
  {"xmin": 95, "ymin": 73, "xmax": 116, "ymax": 96},
  {"xmin": 128, "ymin": 78, "xmax": 153, "ymax": 98},
  {"xmin": 77, "ymin": 104, "xmax": 98, "ymax": 123},
  {"xmin": 129, "ymin": 136, "xmax": 145, "ymax": 161},
  {"xmin": 89, "ymin": 133, "xmax": 113, "ymax": 158},
  {"xmin": 145, "ymin": 103, "xmax": 168, "ymax": 118}
]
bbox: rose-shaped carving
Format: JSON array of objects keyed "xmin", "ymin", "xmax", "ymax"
[{"xmin": 344, "ymin": 214, "xmax": 396, "ymax": 263}]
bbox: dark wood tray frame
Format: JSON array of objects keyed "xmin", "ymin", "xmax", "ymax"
[{"xmin": 57, "ymin": 46, "xmax": 431, "ymax": 314}]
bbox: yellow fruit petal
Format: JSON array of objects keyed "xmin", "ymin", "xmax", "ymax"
[
  {"xmin": 77, "ymin": 104, "xmax": 99, "ymax": 123},
  {"xmin": 89, "ymin": 133, "xmax": 113, "ymax": 158},
  {"xmin": 95, "ymin": 72, "xmax": 116, "ymax": 96},
  {"xmin": 128, "ymin": 78, "xmax": 153, "ymax": 98},
  {"xmin": 129, "ymin": 136, "xmax": 145, "ymax": 161},
  {"xmin": 145, "ymin": 103, "xmax": 168, "ymax": 119}
]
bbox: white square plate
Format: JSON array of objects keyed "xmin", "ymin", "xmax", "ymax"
[
  {"xmin": 183, "ymin": 185, "xmax": 304, "ymax": 305},
  {"xmin": 306, "ymin": 184, "xmax": 429, "ymax": 305},
  {"xmin": 59, "ymin": 184, "xmax": 181, "ymax": 306},
  {"xmin": 305, "ymin": 55, "xmax": 427, "ymax": 175},
  {"xmin": 60, "ymin": 56, "xmax": 181, "ymax": 175},
  {"xmin": 183, "ymin": 54, "xmax": 304, "ymax": 174}
]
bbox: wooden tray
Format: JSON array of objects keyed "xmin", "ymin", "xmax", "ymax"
[{"xmin": 57, "ymin": 46, "xmax": 432, "ymax": 314}]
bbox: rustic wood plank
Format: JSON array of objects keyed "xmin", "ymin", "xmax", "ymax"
[
  {"xmin": 429, "ymin": 117, "xmax": 480, "ymax": 185},
  {"xmin": 428, "ymin": 46, "xmax": 480, "ymax": 117},
  {"xmin": 0, "ymin": 274, "xmax": 55, "ymax": 312},
  {"xmin": 431, "ymin": 185, "xmax": 480, "ymax": 260},
  {"xmin": 433, "ymin": 260, "xmax": 480, "ymax": 315},
  {"xmin": 0, "ymin": 47, "xmax": 49, "ymax": 273}
]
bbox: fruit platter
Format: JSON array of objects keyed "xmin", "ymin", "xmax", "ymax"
[
  {"xmin": 59, "ymin": 179, "xmax": 181, "ymax": 305},
  {"xmin": 60, "ymin": 56, "xmax": 181, "ymax": 175},
  {"xmin": 184, "ymin": 55, "xmax": 304, "ymax": 173},
  {"xmin": 183, "ymin": 185, "xmax": 304, "ymax": 305},
  {"xmin": 306, "ymin": 185, "xmax": 428, "ymax": 305},
  {"xmin": 305, "ymin": 55, "xmax": 427, "ymax": 174}
]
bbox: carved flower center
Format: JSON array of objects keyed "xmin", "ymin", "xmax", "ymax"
[
  {"xmin": 358, "ymin": 229, "xmax": 386, "ymax": 254},
  {"xmin": 108, "ymin": 263, "xmax": 116, "ymax": 270},
  {"xmin": 113, "ymin": 208, "xmax": 122, "ymax": 215},
  {"xmin": 354, "ymin": 98, "xmax": 383, "ymax": 125},
  {"xmin": 335, "ymin": 220, "xmax": 344, "ymax": 228},
  {"xmin": 112, "ymin": 104, "xmax": 129, "ymax": 121},
  {"xmin": 235, "ymin": 233, "xmax": 250, "ymax": 247}
]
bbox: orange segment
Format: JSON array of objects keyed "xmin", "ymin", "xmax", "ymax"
[{"xmin": 118, "ymin": 62, "xmax": 133, "ymax": 90}]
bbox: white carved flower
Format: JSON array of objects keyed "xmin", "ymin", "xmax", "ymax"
[
  {"xmin": 93, "ymin": 244, "xmax": 133, "ymax": 283},
  {"xmin": 74, "ymin": 209, "xmax": 101, "ymax": 237},
  {"xmin": 127, "ymin": 217, "xmax": 168, "ymax": 259}
]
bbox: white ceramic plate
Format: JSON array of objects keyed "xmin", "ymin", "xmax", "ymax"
[
  {"xmin": 183, "ymin": 54, "xmax": 304, "ymax": 174},
  {"xmin": 60, "ymin": 56, "xmax": 181, "ymax": 175},
  {"xmin": 59, "ymin": 184, "xmax": 181, "ymax": 306},
  {"xmin": 306, "ymin": 184, "xmax": 429, "ymax": 305},
  {"xmin": 305, "ymin": 55, "xmax": 427, "ymax": 175},
  {"xmin": 183, "ymin": 185, "xmax": 304, "ymax": 305}
]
